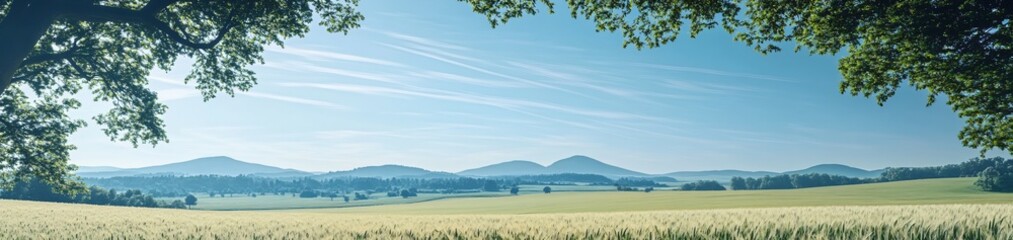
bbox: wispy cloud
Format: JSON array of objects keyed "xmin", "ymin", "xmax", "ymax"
[
  {"xmin": 155, "ymin": 88, "xmax": 199, "ymax": 101},
  {"xmin": 262, "ymin": 61, "xmax": 399, "ymax": 83},
  {"xmin": 149, "ymin": 76, "xmax": 345, "ymax": 109},
  {"xmin": 381, "ymin": 43, "xmax": 597, "ymax": 99},
  {"xmin": 507, "ymin": 61, "xmax": 699, "ymax": 102},
  {"xmin": 662, "ymin": 79, "xmax": 761, "ymax": 96},
  {"xmin": 237, "ymin": 91, "xmax": 347, "ymax": 109},
  {"xmin": 374, "ymin": 30, "xmax": 470, "ymax": 51},
  {"xmin": 495, "ymin": 39, "xmax": 587, "ymax": 52},
  {"xmin": 265, "ymin": 46, "xmax": 405, "ymax": 67},
  {"xmin": 629, "ymin": 63, "xmax": 794, "ymax": 82},
  {"xmin": 407, "ymin": 71, "xmax": 529, "ymax": 88},
  {"xmin": 280, "ymin": 82, "xmax": 667, "ymax": 122}
]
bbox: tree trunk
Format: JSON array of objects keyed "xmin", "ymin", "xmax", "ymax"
[{"xmin": 0, "ymin": 0, "xmax": 56, "ymax": 96}]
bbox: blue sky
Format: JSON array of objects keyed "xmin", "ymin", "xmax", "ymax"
[{"xmin": 67, "ymin": 1, "xmax": 1004, "ymax": 173}]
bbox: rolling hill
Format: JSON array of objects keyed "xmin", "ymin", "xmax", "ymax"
[
  {"xmin": 319, "ymin": 178, "xmax": 1008, "ymax": 214},
  {"xmin": 457, "ymin": 155, "xmax": 647, "ymax": 178},
  {"xmin": 665, "ymin": 170, "xmax": 779, "ymax": 182},
  {"xmin": 73, "ymin": 166, "xmax": 123, "ymax": 173},
  {"xmin": 75, "ymin": 156, "xmax": 311, "ymax": 178},
  {"xmin": 546, "ymin": 155, "xmax": 648, "ymax": 177},
  {"xmin": 315, "ymin": 165, "xmax": 458, "ymax": 179},
  {"xmin": 665, "ymin": 164, "xmax": 884, "ymax": 182},
  {"xmin": 457, "ymin": 160, "xmax": 548, "ymax": 176},
  {"xmin": 782, "ymin": 164, "xmax": 884, "ymax": 178},
  {"xmin": 75, "ymin": 155, "xmax": 886, "ymax": 181}
]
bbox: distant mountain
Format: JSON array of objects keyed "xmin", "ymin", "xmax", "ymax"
[
  {"xmin": 546, "ymin": 155, "xmax": 648, "ymax": 177},
  {"xmin": 74, "ymin": 166, "xmax": 123, "ymax": 173},
  {"xmin": 782, "ymin": 164, "xmax": 884, "ymax": 178},
  {"xmin": 457, "ymin": 160, "xmax": 547, "ymax": 176},
  {"xmin": 249, "ymin": 170, "xmax": 317, "ymax": 179},
  {"xmin": 316, "ymin": 164, "xmax": 458, "ymax": 179},
  {"xmin": 459, "ymin": 155, "xmax": 647, "ymax": 178},
  {"xmin": 76, "ymin": 156, "xmax": 309, "ymax": 178},
  {"xmin": 73, "ymin": 155, "xmax": 885, "ymax": 182},
  {"xmin": 665, "ymin": 170, "xmax": 779, "ymax": 182},
  {"xmin": 665, "ymin": 164, "xmax": 884, "ymax": 182}
]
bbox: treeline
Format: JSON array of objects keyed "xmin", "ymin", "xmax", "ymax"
[
  {"xmin": 598, "ymin": 178, "xmax": 668, "ymax": 187},
  {"xmin": 723, "ymin": 157, "xmax": 1013, "ymax": 192},
  {"xmin": 879, "ymin": 157, "xmax": 1013, "ymax": 192},
  {"xmin": 83, "ymin": 176, "xmax": 499, "ymax": 197},
  {"xmin": 0, "ymin": 178, "xmax": 186, "ymax": 209},
  {"xmin": 83, "ymin": 174, "xmax": 665, "ymax": 197},
  {"xmin": 730, "ymin": 173, "xmax": 872, "ymax": 190},
  {"xmin": 489, "ymin": 173, "xmax": 614, "ymax": 185},
  {"xmin": 681, "ymin": 180, "xmax": 726, "ymax": 191},
  {"xmin": 879, "ymin": 157, "xmax": 1004, "ymax": 181},
  {"xmin": 976, "ymin": 159, "xmax": 1013, "ymax": 192}
]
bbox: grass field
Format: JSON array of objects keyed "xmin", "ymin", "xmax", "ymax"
[
  {"xmin": 2, "ymin": 200, "xmax": 1011, "ymax": 239},
  {"xmin": 305, "ymin": 178, "xmax": 1013, "ymax": 214},
  {"xmin": 159, "ymin": 184, "xmax": 670, "ymax": 211},
  {"xmin": 165, "ymin": 192, "xmax": 506, "ymax": 211},
  {"xmin": 4, "ymin": 178, "xmax": 1013, "ymax": 239}
]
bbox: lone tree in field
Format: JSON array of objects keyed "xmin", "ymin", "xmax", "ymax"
[
  {"xmin": 2, "ymin": 0, "xmax": 1010, "ymax": 191},
  {"xmin": 542, "ymin": 186, "xmax": 551, "ymax": 194},
  {"xmin": 510, "ymin": 186, "xmax": 519, "ymax": 195},
  {"xmin": 184, "ymin": 194, "xmax": 197, "ymax": 209}
]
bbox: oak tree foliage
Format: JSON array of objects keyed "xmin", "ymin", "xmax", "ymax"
[
  {"xmin": 463, "ymin": 0, "xmax": 1012, "ymax": 155},
  {"xmin": 0, "ymin": 0, "xmax": 362, "ymax": 190}
]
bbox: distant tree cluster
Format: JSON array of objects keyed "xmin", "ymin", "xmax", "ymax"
[
  {"xmin": 83, "ymin": 176, "xmax": 504, "ymax": 197},
  {"xmin": 81, "ymin": 174, "xmax": 665, "ymax": 199},
  {"xmin": 680, "ymin": 181, "xmax": 726, "ymax": 191},
  {"xmin": 492, "ymin": 174, "xmax": 615, "ymax": 185},
  {"xmin": 730, "ymin": 173, "xmax": 872, "ymax": 190},
  {"xmin": 482, "ymin": 180, "xmax": 500, "ymax": 192},
  {"xmin": 0, "ymin": 177, "xmax": 186, "ymax": 209},
  {"xmin": 615, "ymin": 185, "xmax": 641, "ymax": 192},
  {"xmin": 605, "ymin": 178, "xmax": 668, "ymax": 187},
  {"xmin": 723, "ymin": 157, "xmax": 1013, "ymax": 192},
  {"xmin": 387, "ymin": 188, "xmax": 418, "ymax": 198},
  {"xmin": 879, "ymin": 157, "xmax": 1005, "ymax": 182},
  {"xmin": 876, "ymin": 157, "xmax": 1013, "ymax": 192},
  {"xmin": 354, "ymin": 192, "xmax": 369, "ymax": 200},
  {"xmin": 974, "ymin": 159, "xmax": 1013, "ymax": 192}
]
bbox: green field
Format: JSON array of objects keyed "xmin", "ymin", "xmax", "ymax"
[
  {"xmin": 5, "ymin": 178, "xmax": 1013, "ymax": 239},
  {"xmin": 162, "ymin": 185, "xmax": 670, "ymax": 211},
  {"xmin": 302, "ymin": 178, "xmax": 1013, "ymax": 214},
  {"xmin": 3, "ymin": 199, "xmax": 1012, "ymax": 239},
  {"xmin": 164, "ymin": 192, "xmax": 506, "ymax": 211}
]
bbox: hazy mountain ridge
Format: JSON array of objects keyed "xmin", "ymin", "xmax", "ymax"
[
  {"xmin": 74, "ymin": 166, "xmax": 124, "ymax": 173},
  {"xmin": 665, "ymin": 164, "xmax": 885, "ymax": 182},
  {"xmin": 782, "ymin": 164, "xmax": 885, "ymax": 178},
  {"xmin": 457, "ymin": 160, "xmax": 548, "ymax": 176},
  {"xmin": 75, "ymin": 156, "xmax": 310, "ymax": 178},
  {"xmin": 457, "ymin": 155, "xmax": 648, "ymax": 178},
  {"xmin": 315, "ymin": 165, "xmax": 459, "ymax": 179},
  {"xmin": 76, "ymin": 155, "xmax": 885, "ymax": 181}
]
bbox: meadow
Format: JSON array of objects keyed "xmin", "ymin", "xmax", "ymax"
[
  {"xmin": 169, "ymin": 178, "xmax": 1012, "ymax": 212},
  {"xmin": 168, "ymin": 192, "xmax": 504, "ymax": 211},
  {"xmin": 1, "ymin": 199, "xmax": 1011, "ymax": 239},
  {"xmin": 4, "ymin": 178, "xmax": 1013, "ymax": 239},
  {"xmin": 304, "ymin": 178, "xmax": 1013, "ymax": 213}
]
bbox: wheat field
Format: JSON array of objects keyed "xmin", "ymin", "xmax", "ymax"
[{"xmin": 2, "ymin": 200, "xmax": 1012, "ymax": 240}]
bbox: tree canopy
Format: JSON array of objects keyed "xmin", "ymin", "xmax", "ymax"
[
  {"xmin": 2, "ymin": 0, "xmax": 1010, "ymax": 191},
  {"xmin": 463, "ymin": 0, "xmax": 1012, "ymax": 154},
  {"xmin": 0, "ymin": 0, "xmax": 363, "ymax": 190}
]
